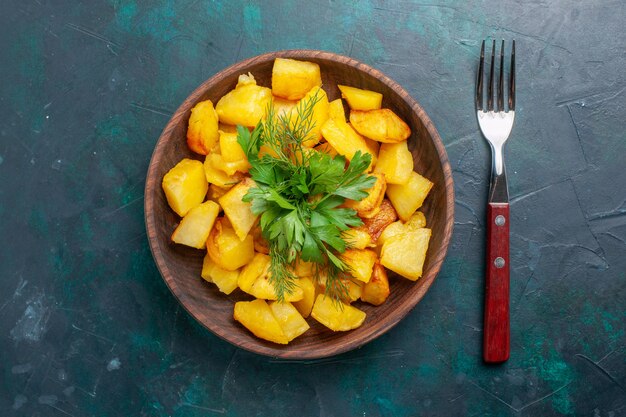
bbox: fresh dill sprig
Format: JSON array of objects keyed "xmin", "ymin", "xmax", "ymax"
[{"xmin": 237, "ymin": 90, "xmax": 375, "ymax": 302}]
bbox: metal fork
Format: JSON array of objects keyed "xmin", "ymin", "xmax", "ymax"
[{"xmin": 476, "ymin": 39, "xmax": 516, "ymax": 363}]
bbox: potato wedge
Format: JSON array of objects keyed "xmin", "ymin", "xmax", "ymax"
[
  {"xmin": 207, "ymin": 217, "xmax": 255, "ymax": 271},
  {"xmin": 269, "ymin": 301, "xmax": 310, "ymax": 341},
  {"xmin": 360, "ymin": 262, "xmax": 390, "ymax": 305},
  {"xmin": 328, "ymin": 98, "xmax": 346, "ymax": 122},
  {"xmin": 406, "ymin": 211, "xmax": 427, "ymax": 229},
  {"xmin": 238, "ymin": 253, "xmax": 270, "ymax": 292},
  {"xmin": 341, "ymin": 249, "xmax": 377, "ymax": 283},
  {"xmin": 344, "ymin": 173, "xmax": 386, "ymax": 218},
  {"xmin": 338, "ymin": 85, "xmax": 383, "ymax": 111},
  {"xmin": 272, "ymin": 96, "xmax": 298, "ymax": 119},
  {"xmin": 187, "ymin": 100, "xmax": 219, "ymax": 155},
  {"xmin": 219, "ymin": 130, "xmax": 247, "ymax": 162},
  {"xmin": 321, "ymin": 118, "xmax": 376, "ymax": 169},
  {"xmin": 386, "ymin": 171, "xmax": 433, "ymax": 221},
  {"xmin": 206, "ymin": 183, "xmax": 231, "ymax": 204},
  {"xmin": 249, "ymin": 274, "xmax": 304, "ymax": 302},
  {"xmin": 380, "ymin": 228, "xmax": 431, "ymax": 280},
  {"xmin": 201, "ymin": 254, "xmax": 239, "ymax": 295},
  {"xmin": 234, "ymin": 299, "xmax": 288, "ymax": 344},
  {"xmin": 250, "ymin": 222, "xmax": 270, "ymax": 254},
  {"xmin": 272, "ymin": 58, "xmax": 322, "ymax": 100},
  {"xmin": 311, "ymin": 295, "xmax": 366, "ymax": 331},
  {"xmin": 204, "ymin": 153, "xmax": 245, "ymax": 188},
  {"xmin": 216, "ymin": 73, "xmax": 272, "ymax": 127},
  {"xmin": 293, "ymin": 276, "xmax": 316, "ymax": 318},
  {"xmin": 374, "ymin": 141, "xmax": 414, "ymax": 184},
  {"xmin": 361, "ymin": 199, "xmax": 398, "ymax": 243},
  {"xmin": 162, "ymin": 158, "xmax": 208, "ymax": 217},
  {"xmin": 219, "ymin": 178, "xmax": 259, "ymax": 241},
  {"xmin": 171, "ymin": 201, "xmax": 220, "ymax": 249},
  {"xmin": 349, "ymin": 109, "xmax": 411, "ymax": 143},
  {"xmin": 341, "ymin": 226, "xmax": 372, "ymax": 250},
  {"xmin": 377, "ymin": 221, "xmax": 406, "ymax": 250},
  {"xmin": 296, "ymin": 86, "xmax": 329, "ymax": 147}
]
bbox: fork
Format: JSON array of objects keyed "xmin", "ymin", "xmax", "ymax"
[{"xmin": 476, "ymin": 39, "xmax": 516, "ymax": 363}]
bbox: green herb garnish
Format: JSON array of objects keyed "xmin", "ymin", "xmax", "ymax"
[{"xmin": 236, "ymin": 91, "xmax": 375, "ymax": 302}]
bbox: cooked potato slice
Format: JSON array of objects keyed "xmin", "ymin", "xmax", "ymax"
[
  {"xmin": 204, "ymin": 153, "xmax": 245, "ymax": 188},
  {"xmin": 219, "ymin": 178, "xmax": 258, "ymax": 241},
  {"xmin": 349, "ymin": 109, "xmax": 411, "ymax": 143},
  {"xmin": 321, "ymin": 118, "xmax": 376, "ymax": 169},
  {"xmin": 187, "ymin": 100, "xmax": 219, "ymax": 155},
  {"xmin": 219, "ymin": 130, "xmax": 246, "ymax": 162},
  {"xmin": 272, "ymin": 96, "xmax": 298, "ymax": 119},
  {"xmin": 201, "ymin": 254, "xmax": 239, "ymax": 295},
  {"xmin": 207, "ymin": 183, "xmax": 231, "ymax": 204},
  {"xmin": 269, "ymin": 301, "xmax": 310, "ymax": 341},
  {"xmin": 272, "ymin": 58, "xmax": 322, "ymax": 100},
  {"xmin": 171, "ymin": 201, "xmax": 220, "ymax": 249},
  {"xmin": 341, "ymin": 249, "xmax": 377, "ymax": 283},
  {"xmin": 218, "ymin": 123, "xmax": 238, "ymax": 133},
  {"xmin": 207, "ymin": 218, "xmax": 255, "ymax": 271},
  {"xmin": 311, "ymin": 295, "xmax": 366, "ymax": 331},
  {"xmin": 374, "ymin": 141, "xmax": 414, "ymax": 184},
  {"xmin": 250, "ymin": 222, "xmax": 269, "ymax": 254},
  {"xmin": 234, "ymin": 299, "xmax": 288, "ymax": 344},
  {"xmin": 328, "ymin": 98, "xmax": 346, "ymax": 122},
  {"xmin": 341, "ymin": 227, "xmax": 372, "ymax": 250},
  {"xmin": 293, "ymin": 276, "xmax": 316, "ymax": 318},
  {"xmin": 316, "ymin": 274, "xmax": 363, "ymax": 303},
  {"xmin": 361, "ymin": 262, "xmax": 390, "ymax": 305},
  {"xmin": 296, "ymin": 86, "xmax": 329, "ymax": 147},
  {"xmin": 406, "ymin": 211, "xmax": 427, "ymax": 229},
  {"xmin": 377, "ymin": 221, "xmax": 406, "ymax": 250},
  {"xmin": 216, "ymin": 73, "xmax": 272, "ymax": 127},
  {"xmin": 386, "ymin": 171, "xmax": 433, "ymax": 221},
  {"xmin": 361, "ymin": 199, "xmax": 398, "ymax": 243},
  {"xmin": 162, "ymin": 158, "xmax": 208, "ymax": 217},
  {"xmin": 249, "ymin": 274, "xmax": 304, "ymax": 302},
  {"xmin": 344, "ymin": 173, "xmax": 386, "ymax": 218},
  {"xmin": 381, "ymin": 228, "xmax": 431, "ymax": 280},
  {"xmin": 238, "ymin": 253, "xmax": 270, "ymax": 292},
  {"xmin": 338, "ymin": 85, "xmax": 383, "ymax": 111}
]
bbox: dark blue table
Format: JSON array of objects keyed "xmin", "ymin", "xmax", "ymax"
[{"xmin": 1, "ymin": 1, "xmax": 625, "ymax": 415}]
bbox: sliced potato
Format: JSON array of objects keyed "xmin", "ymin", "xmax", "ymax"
[
  {"xmin": 206, "ymin": 217, "xmax": 255, "ymax": 271},
  {"xmin": 361, "ymin": 199, "xmax": 398, "ymax": 243},
  {"xmin": 341, "ymin": 249, "xmax": 377, "ymax": 283},
  {"xmin": 341, "ymin": 226, "xmax": 372, "ymax": 250},
  {"xmin": 219, "ymin": 130, "xmax": 247, "ymax": 162},
  {"xmin": 248, "ymin": 274, "xmax": 304, "ymax": 302},
  {"xmin": 201, "ymin": 254, "xmax": 239, "ymax": 295},
  {"xmin": 204, "ymin": 153, "xmax": 244, "ymax": 188},
  {"xmin": 316, "ymin": 274, "xmax": 363, "ymax": 303},
  {"xmin": 272, "ymin": 58, "xmax": 322, "ymax": 100},
  {"xmin": 171, "ymin": 201, "xmax": 220, "ymax": 249},
  {"xmin": 377, "ymin": 221, "xmax": 406, "ymax": 250},
  {"xmin": 218, "ymin": 123, "xmax": 238, "ymax": 133},
  {"xmin": 328, "ymin": 98, "xmax": 346, "ymax": 122},
  {"xmin": 207, "ymin": 183, "xmax": 231, "ymax": 204},
  {"xmin": 321, "ymin": 118, "xmax": 376, "ymax": 169},
  {"xmin": 187, "ymin": 100, "xmax": 219, "ymax": 155},
  {"xmin": 293, "ymin": 276, "xmax": 316, "ymax": 318},
  {"xmin": 338, "ymin": 85, "xmax": 383, "ymax": 111},
  {"xmin": 234, "ymin": 299, "xmax": 288, "ymax": 344},
  {"xmin": 386, "ymin": 171, "xmax": 434, "ymax": 221},
  {"xmin": 374, "ymin": 141, "xmax": 414, "ymax": 184},
  {"xmin": 162, "ymin": 158, "xmax": 208, "ymax": 217},
  {"xmin": 216, "ymin": 73, "xmax": 272, "ymax": 127},
  {"xmin": 310, "ymin": 295, "xmax": 366, "ymax": 331},
  {"xmin": 344, "ymin": 173, "xmax": 386, "ymax": 218},
  {"xmin": 269, "ymin": 301, "xmax": 310, "ymax": 341},
  {"xmin": 219, "ymin": 178, "xmax": 259, "ymax": 241},
  {"xmin": 272, "ymin": 96, "xmax": 298, "ymax": 119},
  {"xmin": 380, "ymin": 228, "xmax": 431, "ymax": 280},
  {"xmin": 296, "ymin": 86, "xmax": 329, "ymax": 147},
  {"xmin": 238, "ymin": 253, "xmax": 270, "ymax": 292},
  {"xmin": 349, "ymin": 109, "xmax": 411, "ymax": 143},
  {"xmin": 360, "ymin": 262, "xmax": 390, "ymax": 305},
  {"xmin": 406, "ymin": 211, "xmax": 427, "ymax": 229}
]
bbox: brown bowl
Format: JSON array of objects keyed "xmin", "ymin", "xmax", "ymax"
[{"xmin": 145, "ymin": 50, "xmax": 454, "ymax": 359}]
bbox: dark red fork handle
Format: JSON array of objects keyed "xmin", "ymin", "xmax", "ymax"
[{"xmin": 484, "ymin": 202, "xmax": 510, "ymax": 363}]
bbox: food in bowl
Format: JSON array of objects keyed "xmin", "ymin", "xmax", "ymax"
[{"xmin": 160, "ymin": 58, "xmax": 434, "ymax": 345}]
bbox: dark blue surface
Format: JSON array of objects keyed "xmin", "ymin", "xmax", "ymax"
[{"xmin": 1, "ymin": 1, "xmax": 625, "ymax": 416}]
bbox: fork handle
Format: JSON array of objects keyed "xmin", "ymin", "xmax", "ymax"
[{"xmin": 483, "ymin": 202, "xmax": 510, "ymax": 363}]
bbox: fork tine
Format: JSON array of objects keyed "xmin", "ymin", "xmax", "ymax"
[
  {"xmin": 509, "ymin": 40, "xmax": 516, "ymax": 110},
  {"xmin": 487, "ymin": 40, "xmax": 495, "ymax": 111},
  {"xmin": 476, "ymin": 40, "xmax": 485, "ymax": 110},
  {"xmin": 497, "ymin": 40, "xmax": 504, "ymax": 112}
]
